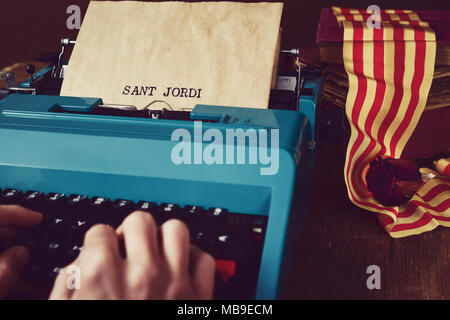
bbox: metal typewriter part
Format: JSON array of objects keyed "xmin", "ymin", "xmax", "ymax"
[
  {"xmin": 0, "ymin": 71, "xmax": 15, "ymax": 88},
  {"xmin": 53, "ymin": 38, "xmax": 76, "ymax": 79},
  {"xmin": 279, "ymin": 48, "xmax": 302, "ymax": 110}
]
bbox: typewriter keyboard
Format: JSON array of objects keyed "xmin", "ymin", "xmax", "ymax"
[{"xmin": 0, "ymin": 188, "xmax": 267, "ymax": 299}]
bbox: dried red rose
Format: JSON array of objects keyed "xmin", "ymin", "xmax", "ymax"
[{"xmin": 366, "ymin": 156, "xmax": 423, "ymax": 207}]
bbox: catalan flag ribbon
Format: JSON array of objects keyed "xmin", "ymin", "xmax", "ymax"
[{"xmin": 332, "ymin": 7, "xmax": 450, "ymax": 237}]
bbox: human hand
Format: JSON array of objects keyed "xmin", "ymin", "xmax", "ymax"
[
  {"xmin": 50, "ymin": 211, "xmax": 216, "ymax": 300},
  {"xmin": 0, "ymin": 205, "xmax": 42, "ymax": 298}
]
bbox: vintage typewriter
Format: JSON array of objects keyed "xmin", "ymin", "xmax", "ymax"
[{"xmin": 0, "ymin": 39, "xmax": 322, "ymax": 299}]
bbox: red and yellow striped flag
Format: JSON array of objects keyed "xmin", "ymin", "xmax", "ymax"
[{"xmin": 333, "ymin": 7, "xmax": 450, "ymax": 237}]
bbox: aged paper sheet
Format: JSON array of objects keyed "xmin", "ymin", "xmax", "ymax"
[{"xmin": 61, "ymin": 1, "xmax": 283, "ymax": 110}]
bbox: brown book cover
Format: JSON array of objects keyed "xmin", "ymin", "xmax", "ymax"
[
  {"xmin": 321, "ymin": 64, "xmax": 450, "ymax": 111},
  {"xmin": 316, "ymin": 8, "xmax": 450, "ymax": 66},
  {"xmin": 316, "ymin": 8, "xmax": 450, "ymax": 161}
]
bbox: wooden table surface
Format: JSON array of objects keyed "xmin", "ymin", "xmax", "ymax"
[{"xmin": 284, "ymin": 141, "xmax": 449, "ymax": 300}]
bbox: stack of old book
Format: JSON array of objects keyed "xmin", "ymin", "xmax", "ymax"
[
  {"xmin": 320, "ymin": 63, "xmax": 450, "ymax": 112},
  {"xmin": 316, "ymin": 8, "xmax": 450, "ymax": 160}
]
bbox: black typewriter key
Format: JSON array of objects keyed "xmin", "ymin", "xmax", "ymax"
[
  {"xmin": 242, "ymin": 217, "xmax": 267, "ymax": 247},
  {"xmin": 16, "ymin": 207, "xmax": 45, "ymax": 242},
  {"xmin": 20, "ymin": 191, "xmax": 45, "ymax": 212},
  {"xmin": 216, "ymin": 234, "xmax": 233, "ymax": 244},
  {"xmin": 213, "ymin": 233, "xmax": 235, "ymax": 260},
  {"xmin": 22, "ymin": 234, "xmax": 47, "ymax": 281},
  {"xmin": 156, "ymin": 203, "xmax": 179, "ymax": 225},
  {"xmin": 46, "ymin": 244, "xmax": 70, "ymax": 271},
  {"xmin": 191, "ymin": 230, "xmax": 209, "ymax": 252},
  {"xmin": 0, "ymin": 189, "xmax": 23, "ymax": 205},
  {"xmin": 23, "ymin": 258, "xmax": 48, "ymax": 282},
  {"xmin": 0, "ymin": 188, "xmax": 268, "ymax": 296},
  {"xmin": 47, "ymin": 215, "xmax": 66, "ymax": 232},
  {"xmin": 43, "ymin": 192, "xmax": 66, "ymax": 205},
  {"xmin": 88, "ymin": 197, "xmax": 111, "ymax": 224},
  {"xmin": 42, "ymin": 231, "xmax": 67, "ymax": 258},
  {"xmin": 67, "ymin": 194, "xmax": 89, "ymax": 209},
  {"xmin": 251, "ymin": 223, "xmax": 265, "ymax": 241},
  {"xmin": 135, "ymin": 201, "xmax": 159, "ymax": 223},
  {"xmin": 67, "ymin": 243, "xmax": 84, "ymax": 262},
  {"xmin": 42, "ymin": 193, "xmax": 66, "ymax": 219},
  {"xmin": 207, "ymin": 207, "xmax": 228, "ymax": 223},
  {"xmin": 66, "ymin": 194, "xmax": 88, "ymax": 222},
  {"xmin": 180, "ymin": 205, "xmax": 205, "ymax": 226},
  {"xmin": 89, "ymin": 196, "xmax": 110, "ymax": 209},
  {"xmin": 184, "ymin": 205, "xmax": 204, "ymax": 215},
  {"xmin": 136, "ymin": 201, "xmax": 157, "ymax": 213},
  {"xmin": 47, "ymin": 266, "xmax": 63, "ymax": 281},
  {"xmin": 59, "ymin": 233, "xmax": 83, "ymax": 264},
  {"xmin": 28, "ymin": 263, "xmax": 45, "ymax": 279},
  {"xmin": 18, "ymin": 229, "xmax": 42, "ymax": 252},
  {"xmin": 251, "ymin": 226, "xmax": 265, "ymax": 240},
  {"xmin": 158, "ymin": 203, "xmax": 179, "ymax": 214},
  {"xmin": 70, "ymin": 217, "xmax": 91, "ymax": 234},
  {"xmin": 44, "ymin": 239, "xmax": 64, "ymax": 257},
  {"xmin": 66, "ymin": 194, "xmax": 91, "ymax": 233},
  {"xmin": 111, "ymin": 199, "xmax": 135, "ymax": 227}
]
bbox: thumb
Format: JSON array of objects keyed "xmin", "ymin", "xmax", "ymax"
[{"xmin": 0, "ymin": 245, "xmax": 30, "ymax": 299}]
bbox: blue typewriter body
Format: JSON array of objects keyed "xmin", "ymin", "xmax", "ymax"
[{"xmin": 0, "ymin": 71, "xmax": 321, "ymax": 299}]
